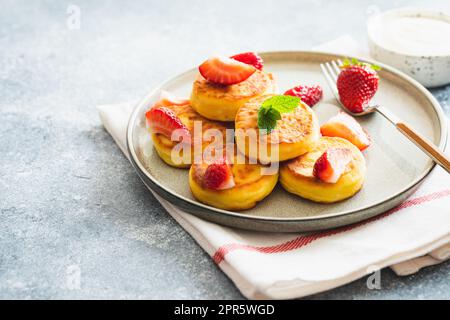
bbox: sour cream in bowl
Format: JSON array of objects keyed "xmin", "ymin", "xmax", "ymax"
[{"xmin": 368, "ymin": 8, "xmax": 450, "ymax": 87}]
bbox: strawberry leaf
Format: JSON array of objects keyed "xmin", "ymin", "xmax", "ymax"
[
  {"xmin": 342, "ymin": 57, "xmax": 351, "ymax": 67},
  {"xmin": 342, "ymin": 57, "xmax": 381, "ymax": 71}
]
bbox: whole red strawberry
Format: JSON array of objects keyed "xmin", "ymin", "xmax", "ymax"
[
  {"xmin": 336, "ymin": 58, "xmax": 380, "ymax": 113},
  {"xmin": 284, "ymin": 84, "xmax": 323, "ymax": 107}
]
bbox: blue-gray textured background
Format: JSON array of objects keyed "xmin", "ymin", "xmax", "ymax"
[{"xmin": 0, "ymin": 0, "xmax": 449, "ymax": 299}]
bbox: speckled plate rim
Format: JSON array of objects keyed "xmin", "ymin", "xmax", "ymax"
[{"xmin": 126, "ymin": 51, "xmax": 447, "ymax": 224}]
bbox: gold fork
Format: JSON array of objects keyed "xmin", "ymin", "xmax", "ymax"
[{"xmin": 320, "ymin": 59, "xmax": 450, "ymax": 173}]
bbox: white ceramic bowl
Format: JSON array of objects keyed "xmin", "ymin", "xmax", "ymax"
[{"xmin": 368, "ymin": 8, "xmax": 450, "ymax": 88}]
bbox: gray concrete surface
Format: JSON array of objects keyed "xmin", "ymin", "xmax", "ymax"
[{"xmin": 0, "ymin": 0, "xmax": 449, "ymax": 299}]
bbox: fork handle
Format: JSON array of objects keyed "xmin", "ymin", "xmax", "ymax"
[
  {"xmin": 375, "ymin": 107, "xmax": 450, "ymax": 173},
  {"xmin": 396, "ymin": 122, "xmax": 450, "ymax": 173}
]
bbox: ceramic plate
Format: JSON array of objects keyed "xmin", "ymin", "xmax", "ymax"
[{"xmin": 127, "ymin": 51, "xmax": 447, "ymax": 232}]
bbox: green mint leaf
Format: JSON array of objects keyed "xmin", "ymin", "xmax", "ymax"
[
  {"xmin": 257, "ymin": 107, "xmax": 280, "ymax": 133},
  {"xmin": 261, "ymin": 95, "xmax": 300, "ymax": 113},
  {"xmin": 257, "ymin": 95, "xmax": 300, "ymax": 133}
]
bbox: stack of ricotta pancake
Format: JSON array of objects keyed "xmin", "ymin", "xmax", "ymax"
[{"xmin": 146, "ymin": 53, "xmax": 370, "ymax": 211}]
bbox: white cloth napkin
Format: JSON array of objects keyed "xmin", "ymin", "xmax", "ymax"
[{"xmin": 97, "ymin": 36, "xmax": 450, "ymax": 299}]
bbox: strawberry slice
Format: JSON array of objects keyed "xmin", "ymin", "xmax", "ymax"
[
  {"xmin": 230, "ymin": 52, "xmax": 264, "ymax": 70},
  {"xmin": 320, "ymin": 112, "xmax": 371, "ymax": 151},
  {"xmin": 313, "ymin": 148, "xmax": 352, "ymax": 183},
  {"xmin": 199, "ymin": 56, "xmax": 256, "ymax": 85},
  {"xmin": 203, "ymin": 157, "xmax": 235, "ymax": 190},
  {"xmin": 284, "ymin": 84, "xmax": 323, "ymax": 107},
  {"xmin": 156, "ymin": 90, "xmax": 189, "ymax": 107},
  {"xmin": 146, "ymin": 107, "xmax": 191, "ymax": 143}
]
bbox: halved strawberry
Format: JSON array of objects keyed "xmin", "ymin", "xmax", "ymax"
[
  {"xmin": 230, "ymin": 52, "xmax": 264, "ymax": 70},
  {"xmin": 284, "ymin": 84, "xmax": 323, "ymax": 107},
  {"xmin": 313, "ymin": 148, "xmax": 352, "ymax": 183},
  {"xmin": 320, "ymin": 112, "xmax": 371, "ymax": 151},
  {"xmin": 155, "ymin": 90, "xmax": 189, "ymax": 107},
  {"xmin": 203, "ymin": 157, "xmax": 235, "ymax": 190},
  {"xmin": 146, "ymin": 107, "xmax": 191, "ymax": 143},
  {"xmin": 199, "ymin": 56, "xmax": 256, "ymax": 85}
]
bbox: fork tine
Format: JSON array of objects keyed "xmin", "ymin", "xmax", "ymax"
[
  {"xmin": 331, "ymin": 60, "xmax": 341, "ymax": 77},
  {"xmin": 325, "ymin": 62, "xmax": 338, "ymax": 83},
  {"xmin": 336, "ymin": 59, "xmax": 343, "ymax": 67},
  {"xmin": 320, "ymin": 63, "xmax": 334, "ymax": 88},
  {"xmin": 320, "ymin": 63, "xmax": 340, "ymax": 101}
]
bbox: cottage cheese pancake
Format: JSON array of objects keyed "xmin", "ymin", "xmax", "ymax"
[
  {"xmin": 189, "ymin": 149, "xmax": 278, "ymax": 210},
  {"xmin": 235, "ymin": 94, "xmax": 320, "ymax": 163},
  {"xmin": 191, "ymin": 70, "xmax": 276, "ymax": 121},
  {"xmin": 280, "ymin": 136, "xmax": 366, "ymax": 203},
  {"xmin": 150, "ymin": 102, "xmax": 228, "ymax": 168}
]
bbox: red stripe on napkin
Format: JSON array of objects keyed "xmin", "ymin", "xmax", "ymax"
[{"xmin": 213, "ymin": 189, "xmax": 450, "ymax": 264}]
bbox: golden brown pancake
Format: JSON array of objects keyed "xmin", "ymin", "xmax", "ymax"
[
  {"xmin": 151, "ymin": 103, "xmax": 229, "ymax": 168},
  {"xmin": 189, "ymin": 149, "xmax": 279, "ymax": 210},
  {"xmin": 190, "ymin": 70, "xmax": 276, "ymax": 121},
  {"xmin": 280, "ymin": 136, "xmax": 366, "ymax": 203},
  {"xmin": 235, "ymin": 94, "xmax": 320, "ymax": 163}
]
